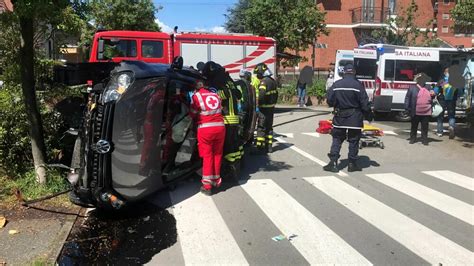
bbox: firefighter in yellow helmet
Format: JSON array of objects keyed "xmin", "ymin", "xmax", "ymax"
[{"xmin": 254, "ymin": 63, "xmax": 278, "ymax": 153}]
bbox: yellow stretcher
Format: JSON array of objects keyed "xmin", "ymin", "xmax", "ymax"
[{"xmin": 360, "ymin": 124, "xmax": 385, "ymax": 149}]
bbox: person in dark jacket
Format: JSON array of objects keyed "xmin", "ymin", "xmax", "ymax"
[
  {"xmin": 323, "ymin": 64, "xmax": 372, "ymax": 173},
  {"xmin": 404, "ymin": 73, "xmax": 435, "ymax": 145}
]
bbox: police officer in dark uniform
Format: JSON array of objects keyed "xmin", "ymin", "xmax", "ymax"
[{"xmin": 323, "ymin": 63, "xmax": 373, "ymax": 172}]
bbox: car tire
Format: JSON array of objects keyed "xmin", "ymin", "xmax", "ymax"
[{"xmin": 393, "ymin": 111, "xmax": 411, "ymax": 122}]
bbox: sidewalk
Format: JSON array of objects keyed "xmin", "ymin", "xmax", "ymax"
[{"xmin": 0, "ymin": 201, "xmax": 80, "ymax": 265}]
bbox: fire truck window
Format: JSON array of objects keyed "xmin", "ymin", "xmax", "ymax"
[
  {"xmin": 394, "ymin": 60, "xmax": 442, "ymax": 82},
  {"xmin": 354, "ymin": 58, "xmax": 377, "ymax": 79},
  {"xmin": 103, "ymin": 39, "xmax": 137, "ymax": 58},
  {"xmin": 384, "ymin": 60, "xmax": 395, "ymax": 80},
  {"xmin": 142, "ymin": 41, "xmax": 164, "ymax": 58}
]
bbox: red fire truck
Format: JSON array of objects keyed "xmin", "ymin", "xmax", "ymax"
[{"xmin": 89, "ymin": 30, "xmax": 277, "ymax": 79}]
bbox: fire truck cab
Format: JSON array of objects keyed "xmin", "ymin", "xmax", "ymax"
[{"xmin": 89, "ymin": 30, "xmax": 277, "ymax": 80}]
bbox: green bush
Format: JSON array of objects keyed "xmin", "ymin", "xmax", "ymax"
[
  {"xmin": 0, "ymin": 168, "xmax": 69, "ymax": 202},
  {"xmin": 278, "ymin": 79, "xmax": 297, "ymax": 103},
  {"xmin": 0, "ymin": 82, "xmax": 82, "ymax": 178},
  {"xmin": 307, "ymin": 79, "xmax": 327, "ymax": 98}
]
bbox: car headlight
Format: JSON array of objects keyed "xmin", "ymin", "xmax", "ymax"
[{"xmin": 103, "ymin": 72, "xmax": 134, "ymax": 104}]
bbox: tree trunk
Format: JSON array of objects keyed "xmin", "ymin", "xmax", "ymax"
[{"xmin": 19, "ymin": 17, "xmax": 47, "ymax": 184}]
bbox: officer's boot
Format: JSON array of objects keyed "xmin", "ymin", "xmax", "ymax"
[
  {"xmin": 323, "ymin": 160, "xmax": 339, "ymax": 173},
  {"xmin": 348, "ymin": 160, "xmax": 362, "ymax": 172}
]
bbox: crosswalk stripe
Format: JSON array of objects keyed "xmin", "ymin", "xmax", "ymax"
[
  {"xmin": 240, "ymin": 179, "xmax": 371, "ymax": 265},
  {"xmin": 302, "ymin": 132, "xmax": 320, "ymax": 138},
  {"xmin": 275, "ymin": 137, "xmax": 348, "ymax": 177},
  {"xmin": 305, "ymin": 176, "xmax": 474, "ymax": 264},
  {"xmin": 169, "ymin": 185, "xmax": 248, "ymax": 265},
  {"xmin": 422, "ymin": 170, "xmax": 474, "ymax": 191},
  {"xmin": 367, "ymin": 173, "xmax": 474, "ymax": 225}
]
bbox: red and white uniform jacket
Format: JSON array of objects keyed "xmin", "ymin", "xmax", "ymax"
[{"xmin": 190, "ymin": 87, "xmax": 224, "ymax": 128}]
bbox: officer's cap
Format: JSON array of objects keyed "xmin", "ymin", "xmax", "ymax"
[{"xmin": 343, "ymin": 63, "xmax": 354, "ymax": 73}]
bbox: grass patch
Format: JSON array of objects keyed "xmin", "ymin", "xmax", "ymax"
[{"xmin": 0, "ymin": 168, "xmax": 70, "ymax": 204}]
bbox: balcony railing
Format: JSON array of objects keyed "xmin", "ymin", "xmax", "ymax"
[{"xmin": 351, "ymin": 7, "xmax": 391, "ymax": 25}]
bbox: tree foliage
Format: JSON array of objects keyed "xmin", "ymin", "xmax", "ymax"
[
  {"xmin": 450, "ymin": 0, "xmax": 474, "ymax": 34},
  {"xmin": 370, "ymin": 0, "xmax": 441, "ymax": 47},
  {"xmin": 88, "ymin": 0, "xmax": 160, "ymax": 32},
  {"xmin": 224, "ymin": 0, "xmax": 249, "ymax": 33},
  {"xmin": 225, "ymin": 0, "xmax": 328, "ymax": 65}
]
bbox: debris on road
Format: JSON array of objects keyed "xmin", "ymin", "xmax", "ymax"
[
  {"xmin": 8, "ymin": 230, "xmax": 19, "ymax": 235},
  {"xmin": 271, "ymin": 234, "xmax": 286, "ymax": 241},
  {"xmin": 143, "ymin": 216, "xmax": 150, "ymax": 222},
  {"xmin": 272, "ymin": 233, "xmax": 297, "ymax": 242}
]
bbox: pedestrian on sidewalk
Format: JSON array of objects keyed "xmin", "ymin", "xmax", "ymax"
[
  {"xmin": 190, "ymin": 81, "xmax": 226, "ymax": 195},
  {"xmin": 434, "ymin": 75, "xmax": 458, "ymax": 139},
  {"xmin": 296, "ymin": 80, "xmax": 307, "ymax": 107},
  {"xmin": 404, "ymin": 73, "xmax": 435, "ymax": 145}
]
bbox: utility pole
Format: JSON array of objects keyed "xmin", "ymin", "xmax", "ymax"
[{"xmin": 312, "ymin": 0, "xmax": 317, "ymax": 70}]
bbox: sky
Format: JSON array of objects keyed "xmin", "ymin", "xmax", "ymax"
[{"xmin": 153, "ymin": 0, "xmax": 238, "ymax": 33}]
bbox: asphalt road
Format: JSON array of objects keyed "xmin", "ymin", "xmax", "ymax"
[{"xmin": 59, "ymin": 106, "xmax": 474, "ymax": 265}]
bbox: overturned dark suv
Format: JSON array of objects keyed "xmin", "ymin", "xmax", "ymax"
[{"xmin": 64, "ymin": 60, "xmax": 256, "ymax": 210}]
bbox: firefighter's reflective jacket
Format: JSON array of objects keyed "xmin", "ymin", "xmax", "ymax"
[
  {"xmin": 258, "ymin": 76, "xmax": 278, "ymax": 108},
  {"xmin": 217, "ymin": 79, "xmax": 242, "ymax": 125}
]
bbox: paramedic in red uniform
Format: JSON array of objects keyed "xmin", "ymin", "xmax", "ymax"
[{"xmin": 190, "ymin": 82, "xmax": 226, "ymax": 195}]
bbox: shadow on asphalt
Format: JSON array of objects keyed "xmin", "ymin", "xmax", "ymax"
[
  {"xmin": 339, "ymin": 156, "xmax": 381, "ymax": 170},
  {"xmin": 57, "ymin": 202, "xmax": 177, "ymax": 265}
]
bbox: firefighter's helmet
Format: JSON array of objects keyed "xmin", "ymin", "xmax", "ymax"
[{"xmin": 253, "ymin": 63, "xmax": 271, "ymax": 79}]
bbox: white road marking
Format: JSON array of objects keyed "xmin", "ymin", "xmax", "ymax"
[
  {"xmin": 275, "ymin": 137, "xmax": 348, "ymax": 177},
  {"xmin": 403, "ymin": 129, "xmax": 421, "ymax": 134},
  {"xmin": 241, "ymin": 179, "xmax": 371, "ymax": 265},
  {"xmin": 382, "ymin": 131, "xmax": 398, "ymax": 136},
  {"xmin": 305, "ymin": 176, "xmax": 474, "ymax": 265},
  {"xmin": 422, "ymin": 170, "xmax": 474, "ymax": 191},
  {"xmin": 367, "ymin": 173, "xmax": 474, "ymax": 225},
  {"xmin": 276, "ymin": 133, "xmax": 294, "ymax": 138},
  {"xmin": 169, "ymin": 186, "xmax": 248, "ymax": 265},
  {"xmin": 302, "ymin": 132, "xmax": 320, "ymax": 138}
]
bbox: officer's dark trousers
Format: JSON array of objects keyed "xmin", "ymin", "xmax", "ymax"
[
  {"xmin": 256, "ymin": 107, "xmax": 274, "ymax": 148},
  {"xmin": 329, "ymin": 127, "xmax": 361, "ymax": 161}
]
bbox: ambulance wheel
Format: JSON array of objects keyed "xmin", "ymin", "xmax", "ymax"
[{"xmin": 394, "ymin": 111, "xmax": 411, "ymax": 122}]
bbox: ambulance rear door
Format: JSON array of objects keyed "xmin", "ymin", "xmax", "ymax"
[{"xmin": 353, "ymin": 48, "xmax": 377, "ymax": 101}]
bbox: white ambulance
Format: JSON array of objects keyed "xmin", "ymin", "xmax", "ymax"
[
  {"xmin": 355, "ymin": 44, "xmax": 473, "ymax": 121},
  {"xmin": 334, "ymin": 50, "xmax": 354, "ymax": 81}
]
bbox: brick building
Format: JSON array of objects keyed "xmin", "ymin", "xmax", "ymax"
[{"xmin": 295, "ymin": 0, "xmax": 473, "ymax": 72}]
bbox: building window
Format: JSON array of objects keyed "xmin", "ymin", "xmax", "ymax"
[
  {"xmin": 442, "ymin": 26, "xmax": 449, "ymax": 33},
  {"xmin": 443, "ymin": 0, "xmax": 450, "ymax": 5},
  {"xmin": 442, "ymin": 13, "xmax": 450, "ymax": 20}
]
